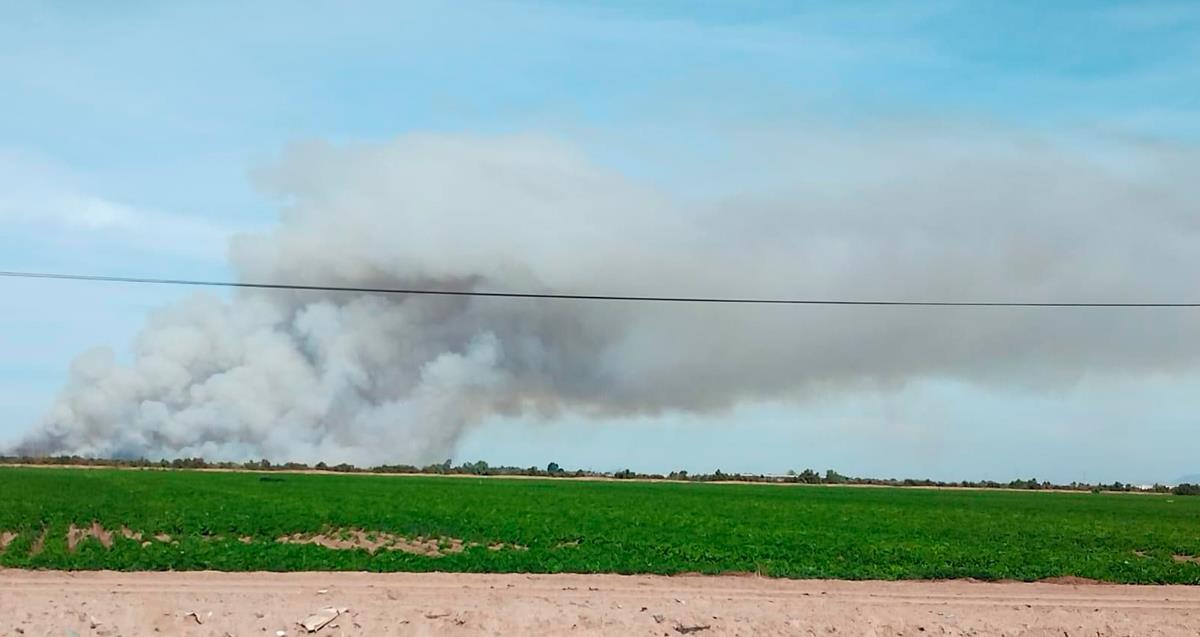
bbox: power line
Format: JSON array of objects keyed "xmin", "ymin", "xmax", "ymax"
[{"xmin": 1, "ymin": 270, "xmax": 1198, "ymax": 307}]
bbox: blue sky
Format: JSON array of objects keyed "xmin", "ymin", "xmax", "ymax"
[{"xmin": 2, "ymin": 1, "xmax": 1198, "ymax": 482}]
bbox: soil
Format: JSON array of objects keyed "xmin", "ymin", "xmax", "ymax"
[
  {"xmin": 275, "ymin": 529, "xmax": 527, "ymax": 556},
  {"xmin": 276, "ymin": 530, "xmax": 459, "ymax": 556},
  {"xmin": 67, "ymin": 522, "xmax": 114, "ymax": 551},
  {"xmin": 28, "ymin": 529, "xmax": 46, "ymax": 556},
  {"xmin": 1, "ymin": 570, "xmax": 1198, "ymax": 636}
]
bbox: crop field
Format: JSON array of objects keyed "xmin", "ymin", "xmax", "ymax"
[{"xmin": 0, "ymin": 467, "xmax": 1198, "ymax": 584}]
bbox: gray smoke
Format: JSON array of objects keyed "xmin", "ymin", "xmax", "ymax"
[{"xmin": 14, "ymin": 131, "xmax": 1200, "ymax": 464}]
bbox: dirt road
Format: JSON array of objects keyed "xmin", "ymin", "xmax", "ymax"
[{"xmin": 1, "ymin": 570, "xmax": 1198, "ymax": 636}]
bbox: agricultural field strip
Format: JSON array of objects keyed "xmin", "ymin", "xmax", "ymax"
[{"xmin": 2, "ymin": 467, "xmax": 1198, "ymax": 583}]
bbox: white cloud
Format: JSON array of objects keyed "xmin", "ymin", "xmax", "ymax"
[{"xmin": 0, "ymin": 148, "xmax": 240, "ymax": 266}]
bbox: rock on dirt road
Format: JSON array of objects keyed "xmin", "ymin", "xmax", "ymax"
[{"xmin": 1, "ymin": 570, "xmax": 1199, "ymax": 636}]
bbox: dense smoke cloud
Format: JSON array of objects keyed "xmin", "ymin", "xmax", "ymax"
[{"xmin": 13, "ymin": 132, "xmax": 1200, "ymax": 464}]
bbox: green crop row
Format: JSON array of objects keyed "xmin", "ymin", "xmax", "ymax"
[{"xmin": 1, "ymin": 467, "xmax": 1198, "ymax": 583}]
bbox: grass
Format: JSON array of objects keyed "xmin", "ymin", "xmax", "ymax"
[{"xmin": 1, "ymin": 467, "xmax": 1198, "ymax": 583}]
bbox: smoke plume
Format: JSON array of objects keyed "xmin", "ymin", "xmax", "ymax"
[{"xmin": 14, "ymin": 132, "xmax": 1200, "ymax": 464}]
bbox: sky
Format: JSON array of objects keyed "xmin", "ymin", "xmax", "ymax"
[{"xmin": 1, "ymin": 1, "xmax": 1198, "ymax": 484}]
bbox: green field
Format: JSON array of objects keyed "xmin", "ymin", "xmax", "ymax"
[{"xmin": 1, "ymin": 467, "xmax": 1198, "ymax": 583}]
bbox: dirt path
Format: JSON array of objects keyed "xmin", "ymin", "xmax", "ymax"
[{"xmin": 1, "ymin": 571, "xmax": 1198, "ymax": 636}]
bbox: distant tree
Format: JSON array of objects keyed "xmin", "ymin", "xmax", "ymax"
[
  {"xmin": 824, "ymin": 469, "xmax": 847, "ymax": 484},
  {"xmin": 1173, "ymin": 483, "xmax": 1200, "ymax": 496},
  {"xmin": 461, "ymin": 460, "xmax": 490, "ymax": 475},
  {"xmin": 547, "ymin": 462, "xmax": 562, "ymax": 474}
]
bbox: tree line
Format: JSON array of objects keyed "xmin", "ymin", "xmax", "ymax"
[{"xmin": 1, "ymin": 454, "xmax": 1196, "ymax": 495}]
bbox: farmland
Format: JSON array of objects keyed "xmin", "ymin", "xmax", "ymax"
[{"xmin": 0, "ymin": 467, "xmax": 1198, "ymax": 584}]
